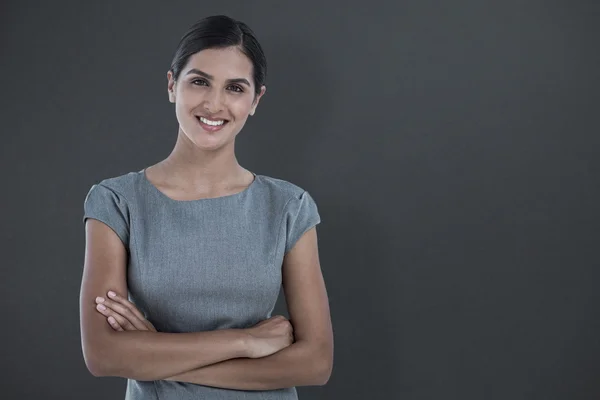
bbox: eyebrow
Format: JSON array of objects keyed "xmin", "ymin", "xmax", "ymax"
[{"xmin": 185, "ymin": 68, "xmax": 251, "ymax": 87}]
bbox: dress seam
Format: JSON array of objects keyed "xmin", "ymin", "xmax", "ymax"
[{"xmin": 269, "ymin": 194, "xmax": 297, "ymax": 267}]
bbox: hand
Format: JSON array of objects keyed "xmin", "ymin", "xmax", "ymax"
[
  {"xmin": 94, "ymin": 290, "xmax": 157, "ymax": 332},
  {"xmin": 243, "ymin": 315, "xmax": 294, "ymax": 358}
]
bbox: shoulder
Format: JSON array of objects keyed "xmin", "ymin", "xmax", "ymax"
[
  {"xmin": 256, "ymin": 174, "xmax": 310, "ymax": 202},
  {"xmin": 253, "ymin": 174, "xmax": 320, "ymax": 228},
  {"xmin": 85, "ymin": 170, "xmax": 141, "ymax": 203}
]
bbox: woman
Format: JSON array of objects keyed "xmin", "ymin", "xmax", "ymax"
[{"xmin": 80, "ymin": 15, "xmax": 333, "ymax": 399}]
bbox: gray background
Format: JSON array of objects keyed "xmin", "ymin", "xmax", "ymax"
[{"xmin": 1, "ymin": 0, "xmax": 599, "ymax": 399}]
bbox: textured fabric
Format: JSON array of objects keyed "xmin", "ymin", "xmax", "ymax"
[{"xmin": 82, "ymin": 169, "xmax": 321, "ymax": 399}]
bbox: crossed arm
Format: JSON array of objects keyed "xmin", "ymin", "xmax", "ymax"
[
  {"xmin": 81, "ymin": 219, "xmax": 333, "ymax": 390},
  {"xmin": 162, "ymin": 336, "xmax": 331, "ymax": 390}
]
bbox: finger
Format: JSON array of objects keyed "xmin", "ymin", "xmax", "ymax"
[
  {"xmin": 106, "ymin": 291, "xmax": 148, "ymax": 322},
  {"xmin": 108, "ymin": 310, "xmax": 137, "ymax": 331},
  {"xmin": 96, "ymin": 297, "xmax": 148, "ymax": 330},
  {"xmin": 107, "ymin": 316, "xmax": 124, "ymax": 331},
  {"xmin": 146, "ymin": 320, "xmax": 158, "ymax": 332},
  {"xmin": 95, "ymin": 302, "xmax": 140, "ymax": 331},
  {"xmin": 106, "ymin": 291, "xmax": 156, "ymax": 331},
  {"xmin": 102, "ymin": 300, "xmax": 156, "ymax": 332}
]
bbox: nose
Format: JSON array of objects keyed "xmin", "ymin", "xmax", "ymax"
[{"xmin": 202, "ymin": 87, "xmax": 223, "ymax": 114}]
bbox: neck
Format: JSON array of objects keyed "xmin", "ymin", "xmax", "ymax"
[{"xmin": 158, "ymin": 129, "xmax": 246, "ymax": 187}]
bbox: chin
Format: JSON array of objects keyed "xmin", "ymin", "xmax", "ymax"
[{"xmin": 193, "ymin": 134, "xmax": 235, "ymax": 150}]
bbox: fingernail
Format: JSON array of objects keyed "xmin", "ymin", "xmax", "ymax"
[
  {"xmin": 108, "ymin": 317, "xmax": 115, "ymax": 323},
  {"xmin": 96, "ymin": 297, "xmax": 105, "ymax": 303},
  {"xmin": 97, "ymin": 304, "xmax": 106, "ymax": 311},
  {"xmin": 108, "ymin": 291, "xmax": 116, "ymax": 298}
]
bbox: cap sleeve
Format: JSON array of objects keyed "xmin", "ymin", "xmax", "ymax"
[
  {"xmin": 284, "ymin": 190, "xmax": 321, "ymax": 254},
  {"xmin": 83, "ymin": 183, "xmax": 130, "ymax": 247}
]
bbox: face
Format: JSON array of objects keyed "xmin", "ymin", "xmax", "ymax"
[{"xmin": 167, "ymin": 46, "xmax": 266, "ymax": 150}]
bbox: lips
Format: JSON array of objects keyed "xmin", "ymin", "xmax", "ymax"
[{"xmin": 195, "ymin": 116, "xmax": 229, "ymax": 132}]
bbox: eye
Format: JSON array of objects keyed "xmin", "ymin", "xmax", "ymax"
[
  {"xmin": 227, "ymin": 85, "xmax": 244, "ymax": 93},
  {"xmin": 191, "ymin": 78, "xmax": 208, "ymax": 86}
]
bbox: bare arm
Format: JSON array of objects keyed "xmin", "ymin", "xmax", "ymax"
[
  {"xmin": 164, "ymin": 227, "xmax": 334, "ymax": 390},
  {"xmin": 164, "ymin": 338, "xmax": 329, "ymax": 390},
  {"xmin": 80, "ymin": 219, "xmax": 250, "ymax": 381}
]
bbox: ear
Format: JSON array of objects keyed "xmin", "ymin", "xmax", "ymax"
[
  {"xmin": 167, "ymin": 70, "xmax": 176, "ymax": 103},
  {"xmin": 249, "ymin": 85, "xmax": 267, "ymax": 116}
]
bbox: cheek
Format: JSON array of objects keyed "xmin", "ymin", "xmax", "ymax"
[
  {"xmin": 175, "ymin": 96, "xmax": 202, "ymax": 122},
  {"xmin": 178, "ymin": 89, "xmax": 202, "ymax": 109},
  {"xmin": 174, "ymin": 102, "xmax": 190, "ymax": 123},
  {"xmin": 229, "ymin": 96, "xmax": 255, "ymax": 117}
]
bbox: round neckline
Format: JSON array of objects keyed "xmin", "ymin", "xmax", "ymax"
[{"xmin": 139, "ymin": 168, "xmax": 258, "ymax": 203}]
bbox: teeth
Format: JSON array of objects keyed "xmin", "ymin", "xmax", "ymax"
[{"xmin": 199, "ymin": 117, "xmax": 225, "ymax": 126}]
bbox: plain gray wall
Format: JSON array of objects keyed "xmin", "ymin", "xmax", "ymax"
[{"xmin": 1, "ymin": 0, "xmax": 599, "ymax": 399}]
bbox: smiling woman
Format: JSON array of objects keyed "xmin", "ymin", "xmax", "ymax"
[
  {"xmin": 80, "ymin": 15, "xmax": 333, "ymax": 400},
  {"xmin": 169, "ymin": 45, "xmax": 264, "ymax": 146}
]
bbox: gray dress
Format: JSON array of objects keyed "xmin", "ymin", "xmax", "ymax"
[{"xmin": 82, "ymin": 169, "xmax": 321, "ymax": 399}]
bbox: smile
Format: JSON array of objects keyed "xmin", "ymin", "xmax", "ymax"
[
  {"xmin": 196, "ymin": 116, "xmax": 229, "ymax": 132},
  {"xmin": 198, "ymin": 116, "xmax": 225, "ymax": 126}
]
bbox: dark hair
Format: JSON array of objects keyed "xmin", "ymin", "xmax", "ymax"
[{"xmin": 169, "ymin": 15, "xmax": 267, "ymax": 96}]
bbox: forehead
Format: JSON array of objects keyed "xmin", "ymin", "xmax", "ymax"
[{"xmin": 183, "ymin": 47, "xmax": 253, "ymax": 80}]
